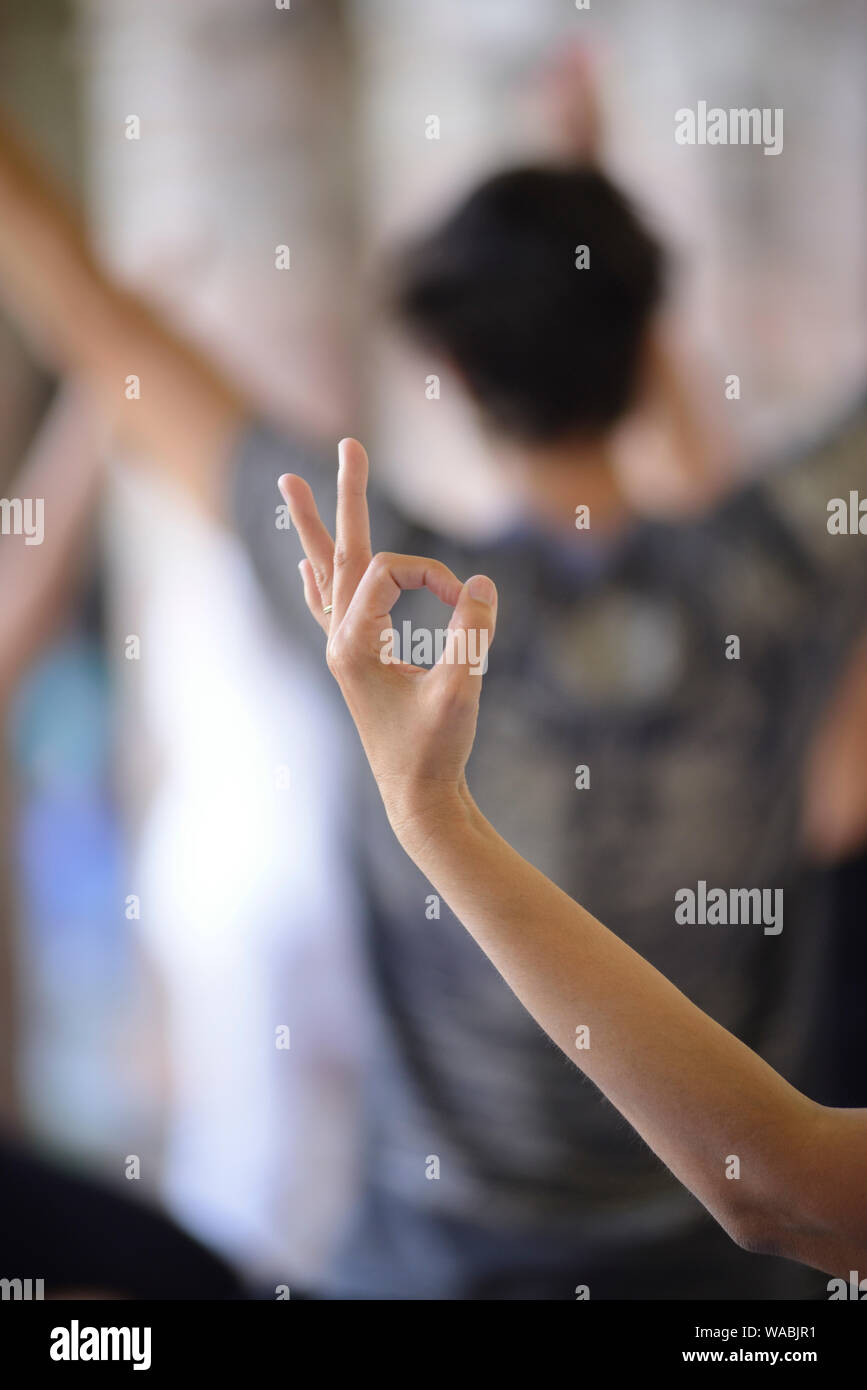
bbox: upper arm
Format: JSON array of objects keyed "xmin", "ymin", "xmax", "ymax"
[
  {"xmin": 753, "ymin": 392, "xmax": 867, "ymax": 861},
  {"xmin": 762, "ymin": 389, "xmax": 867, "ymax": 595},
  {"xmin": 802, "ymin": 628, "xmax": 867, "ymax": 862}
]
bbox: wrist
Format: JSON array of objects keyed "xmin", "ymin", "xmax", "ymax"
[{"xmin": 383, "ymin": 777, "xmax": 481, "ymax": 859}]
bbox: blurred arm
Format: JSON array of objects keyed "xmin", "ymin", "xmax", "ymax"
[
  {"xmin": 762, "ymin": 393, "xmax": 867, "ymax": 863},
  {"xmin": 395, "ymin": 790, "xmax": 867, "ymax": 1278},
  {"xmin": 639, "ymin": 323, "xmax": 732, "ymax": 501},
  {"xmin": 0, "ymin": 384, "xmax": 106, "ymax": 706},
  {"xmin": 542, "ymin": 44, "xmax": 731, "ymax": 498},
  {"xmin": 802, "ymin": 630, "xmax": 867, "ymax": 862},
  {"xmin": 0, "ymin": 113, "xmax": 246, "ymax": 518}
]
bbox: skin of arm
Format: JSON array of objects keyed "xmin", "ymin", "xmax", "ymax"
[
  {"xmin": 0, "ymin": 383, "xmax": 107, "ymax": 708},
  {"xmin": 280, "ymin": 437, "xmax": 867, "ymax": 1280},
  {"xmin": 801, "ymin": 630, "xmax": 867, "ymax": 863},
  {"xmin": 396, "ymin": 795, "xmax": 867, "ymax": 1278},
  {"xmin": 0, "ymin": 113, "xmax": 245, "ymax": 517}
]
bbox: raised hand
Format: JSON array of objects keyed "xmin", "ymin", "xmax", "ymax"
[
  {"xmin": 537, "ymin": 42, "xmax": 605, "ymax": 163},
  {"xmin": 278, "ymin": 439, "xmax": 497, "ymax": 841}
]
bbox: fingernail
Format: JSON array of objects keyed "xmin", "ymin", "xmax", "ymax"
[{"xmin": 468, "ymin": 576, "xmax": 495, "ymax": 604}]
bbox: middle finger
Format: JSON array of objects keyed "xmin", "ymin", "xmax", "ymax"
[{"xmin": 333, "ymin": 437, "xmax": 372, "ymax": 621}]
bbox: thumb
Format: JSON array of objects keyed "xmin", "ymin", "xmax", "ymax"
[{"xmin": 435, "ymin": 574, "xmax": 497, "ymax": 691}]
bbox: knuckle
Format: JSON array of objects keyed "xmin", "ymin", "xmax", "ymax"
[
  {"xmin": 333, "ymin": 544, "xmax": 351, "ymax": 572},
  {"xmin": 326, "ymin": 625, "xmax": 357, "ymax": 670},
  {"xmin": 325, "ymin": 635, "xmax": 343, "ymax": 673}
]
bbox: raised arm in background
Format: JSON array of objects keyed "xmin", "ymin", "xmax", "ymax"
[
  {"xmin": 0, "ymin": 383, "xmax": 107, "ymax": 708},
  {"xmin": 0, "ymin": 114, "xmax": 246, "ymax": 518},
  {"xmin": 548, "ymin": 48, "xmax": 867, "ymax": 861},
  {"xmin": 278, "ymin": 437, "xmax": 867, "ymax": 1281},
  {"xmin": 542, "ymin": 43, "xmax": 731, "ymax": 501}
]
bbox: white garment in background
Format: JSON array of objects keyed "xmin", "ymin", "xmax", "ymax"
[{"xmin": 133, "ymin": 499, "xmax": 369, "ymax": 1283}]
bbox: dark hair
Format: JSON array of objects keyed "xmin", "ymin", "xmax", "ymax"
[{"xmin": 390, "ymin": 165, "xmax": 664, "ymax": 443}]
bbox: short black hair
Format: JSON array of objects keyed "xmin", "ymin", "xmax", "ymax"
[{"xmin": 390, "ymin": 165, "xmax": 664, "ymax": 443}]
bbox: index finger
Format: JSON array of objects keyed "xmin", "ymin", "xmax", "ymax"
[
  {"xmin": 337, "ymin": 552, "xmax": 463, "ymax": 658},
  {"xmin": 332, "ymin": 437, "xmax": 372, "ymax": 621}
]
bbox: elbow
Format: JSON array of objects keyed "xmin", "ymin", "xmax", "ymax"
[
  {"xmin": 720, "ymin": 1187, "xmax": 817, "ymax": 1263},
  {"xmin": 718, "ymin": 1099, "xmax": 830, "ymax": 1261},
  {"xmin": 724, "ymin": 1209, "xmax": 786, "ymax": 1259},
  {"xmin": 715, "ymin": 1186, "xmax": 803, "ymax": 1260}
]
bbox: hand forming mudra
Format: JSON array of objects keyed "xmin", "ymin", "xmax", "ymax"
[{"xmin": 278, "ymin": 437, "xmax": 497, "ymax": 843}]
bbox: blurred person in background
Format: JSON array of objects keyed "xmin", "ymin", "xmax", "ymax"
[
  {"xmin": 0, "ymin": 385, "xmax": 243, "ymax": 1298},
  {"xmin": 0, "ymin": 51, "xmax": 865, "ymax": 1300},
  {"xmin": 1, "ymin": 2, "xmax": 368, "ymax": 1288}
]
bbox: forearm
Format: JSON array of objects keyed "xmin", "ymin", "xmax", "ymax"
[
  {"xmin": 0, "ymin": 385, "xmax": 104, "ymax": 705},
  {"xmin": 0, "ymin": 114, "xmax": 244, "ymax": 514},
  {"xmin": 642, "ymin": 325, "xmax": 731, "ymax": 501},
  {"xmin": 392, "ymin": 786, "xmax": 867, "ymax": 1275},
  {"xmin": 0, "ymin": 116, "xmax": 143, "ymax": 384}
]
